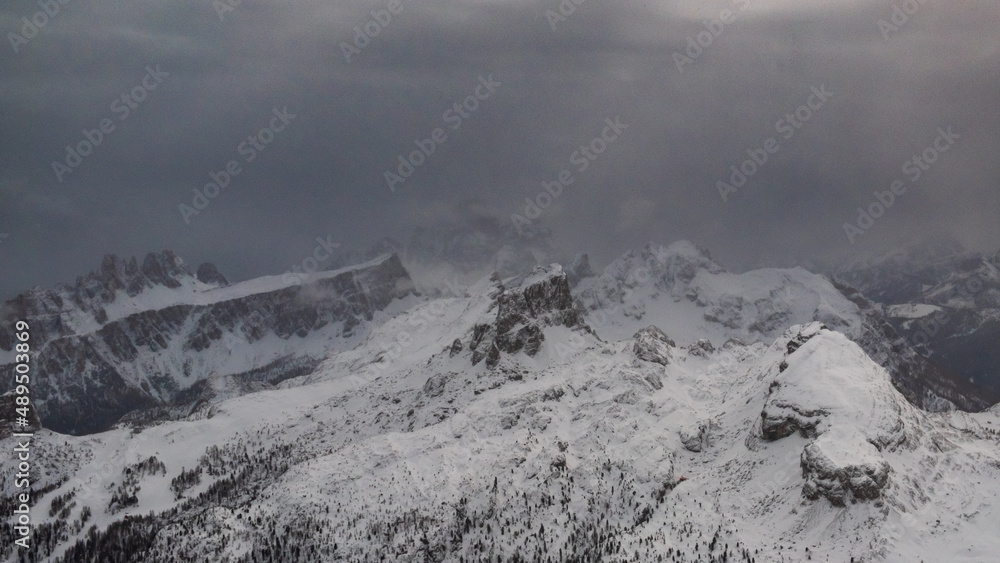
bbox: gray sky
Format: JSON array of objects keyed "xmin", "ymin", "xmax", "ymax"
[{"xmin": 1, "ymin": 0, "xmax": 998, "ymax": 299}]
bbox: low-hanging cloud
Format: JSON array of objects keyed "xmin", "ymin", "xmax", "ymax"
[{"xmin": 0, "ymin": 0, "xmax": 997, "ymax": 299}]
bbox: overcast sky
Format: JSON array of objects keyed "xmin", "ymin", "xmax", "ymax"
[{"xmin": 1, "ymin": 0, "xmax": 998, "ymax": 299}]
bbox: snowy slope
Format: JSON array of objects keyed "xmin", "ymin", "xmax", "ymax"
[
  {"xmin": 2, "ymin": 247, "xmax": 999, "ymax": 562},
  {"xmin": 574, "ymin": 241, "xmax": 864, "ymax": 346}
]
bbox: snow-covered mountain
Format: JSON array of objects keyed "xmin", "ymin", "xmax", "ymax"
[
  {"xmin": 574, "ymin": 241, "xmax": 987, "ymax": 412},
  {"xmin": 0, "ymin": 252, "xmax": 417, "ymax": 435},
  {"xmin": 321, "ymin": 209, "xmax": 557, "ymax": 297},
  {"xmin": 2, "ymin": 242, "xmax": 999, "ymax": 562}
]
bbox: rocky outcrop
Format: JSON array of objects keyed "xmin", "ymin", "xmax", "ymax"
[
  {"xmin": 423, "ymin": 373, "xmax": 449, "ymax": 398},
  {"xmin": 762, "ymin": 325, "xmax": 828, "ymax": 439},
  {"xmin": 800, "ymin": 427, "xmax": 892, "ymax": 506},
  {"xmin": 469, "ymin": 265, "xmax": 588, "ymax": 368},
  {"xmin": 0, "ymin": 253, "xmax": 415, "ymax": 435},
  {"xmin": 756, "ymin": 324, "xmax": 906, "ymax": 506},
  {"xmin": 679, "ymin": 422, "xmax": 709, "ymax": 452},
  {"xmin": 632, "ymin": 325, "xmax": 674, "ymax": 366},
  {"xmin": 196, "ymin": 262, "xmax": 229, "ymax": 286},
  {"xmin": 688, "ymin": 338, "xmax": 715, "ymax": 358},
  {"xmin": 761, "ymin": 402, "xmax": 828, "ymax": 441}
]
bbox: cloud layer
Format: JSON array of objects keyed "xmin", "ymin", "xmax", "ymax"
[{"xmin": 1, "ymin": 0, "xmax": 998, "ymax": 297}]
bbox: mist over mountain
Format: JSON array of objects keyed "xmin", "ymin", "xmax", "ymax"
[
  {"xmin": 2, "ymin": 237, "xmax": 999, "ymax": 561},
  {"xmin": 2, "ymin": 0, "xmax": 999, "ymax": 559}
]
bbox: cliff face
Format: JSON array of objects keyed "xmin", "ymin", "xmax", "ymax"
[
  {"xmin": 0, "ymin": 253, "xmax": 415, "ymax": 435},
  {"xmin": 467, "ymin": 265, "xmax": 589, "ymax": 368}
]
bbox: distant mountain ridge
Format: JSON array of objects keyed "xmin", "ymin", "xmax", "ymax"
[
  {"xmin": 834, "ymin": 239, "xmax": 1000, "ymax": 404},
  {"xmin": 3, "ymin": 238, "xmax": 994, "ymax": 438},
  {"xmin": 0, "ymin": 252, "xmax": 416, "ymax": 434}
]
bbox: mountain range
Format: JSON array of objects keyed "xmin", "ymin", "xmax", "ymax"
[{"xmin": 1, "ymin": 239, "xmax": 998, "ymax": 562}]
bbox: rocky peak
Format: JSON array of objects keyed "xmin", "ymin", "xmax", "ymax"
[
  {"xmin": 135, "ymin": 251, "xmax": 188, "ymax": 292},
  {"xmin": 196, "ymin": 262, "xmax": 229, "ymax": 286},
  {"xmin": 2, "ymin": 251, "xmax": 222, "ymax": 343},
  {"xmin": 632, "ymin": 325, "xmax": 675, "ymax": 366},
  {"xmin": 577, "ymin": 241, "xmax": 724, "ymax": 312},
  {"xmin": 468, "ymin": 265, "xmax": 589, "ymax": 368},
  {"xmin": 800, "ymin": 427, "xmax": 892, "ymax": 507},
  {"xmin": 65, "ymin": 251, "xmax": 196, "ymax": 323},
  {"xmin": 76, "ymin": 250, "xmax": 192, "ymax": 301}
]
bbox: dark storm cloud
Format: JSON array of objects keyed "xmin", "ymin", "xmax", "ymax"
[{"xmin": 1, "ymin": 0, "xmax": 998, "ymax": 298}]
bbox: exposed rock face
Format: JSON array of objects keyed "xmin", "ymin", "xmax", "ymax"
[
  {"xmin": 762, "ymin": 325, "xmax": 827, "ymax": 439},
  {"xmin": 423, "ymin": 373, "xmax": 449, "ymax": 398},
  {"xmin": 469, "ymin": 265, "xmax": 588, "ymax": 368},
  {"xmin": 0, "ymin": 251, "xmax": 215, "ymax": 348},
  {"xmin": 196, "ymin": 262, "xmax": 229, "ymax": 286},
  {"xmin": 800, "ymin": 427, "xmax": 892, "ymax": 506},
  {"xmin": 136, "ymin": 252, "xmax": 189, "ymax": 290},
  {"xmin": 679, "ymin": 423, "xmax": 708, "ymax": 452},
  {"xmin": 761, "ymin": 402, "xmax": 827, "ymax": 441},
  {"xmin": 0, "ymin": 288, "xmax": 71, "ymax": 351},
  {"xmin": 0, "ymin": 253, "xmax": 415, "ymax": 435},
  {"xmin": 688, "ymin": 338, "xmax": 715, "ymax": 358},
  {"xmin": 632, "ymin": 326, "xmax": 674, "ymax": 366},
  {"xmin": 785, "ymin": 323, "xmax": 824, "ymax": 354}
]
